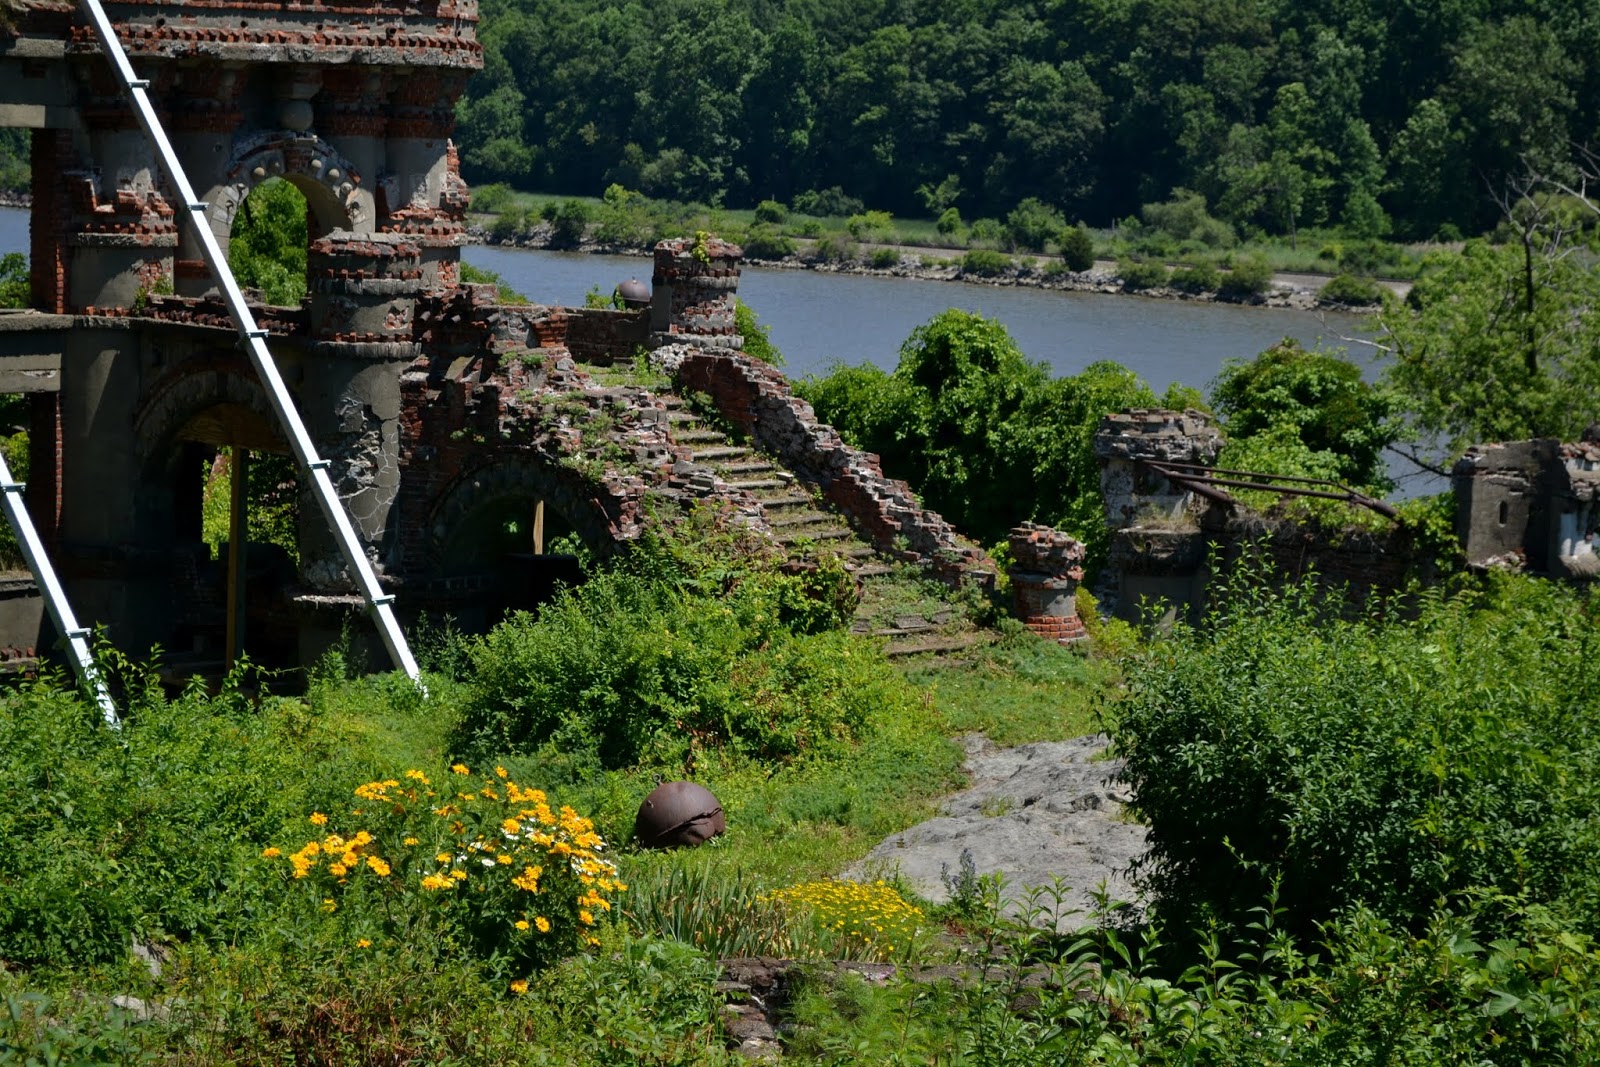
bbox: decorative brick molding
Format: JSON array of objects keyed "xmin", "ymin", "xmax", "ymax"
[{"xmin": 661, "ymin": 344, "xmax": 993, "ymax": 586}]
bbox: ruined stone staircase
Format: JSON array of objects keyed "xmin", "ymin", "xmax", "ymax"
[{"xmin": 660, "ymin": 394, "xmax": 994, "ymax": 660}]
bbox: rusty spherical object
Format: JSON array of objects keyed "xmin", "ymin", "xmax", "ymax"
[
  {"xmin": 615, "ymin": 277, "xmax": 651, "ymax": 308},
  {"xmin": 635, "ymin": 781, "xmax": 726, "ymax": 850}
]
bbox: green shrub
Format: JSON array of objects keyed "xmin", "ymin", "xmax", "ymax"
[
  {"xmin": 488, "ymin": 210, "xmax": 526, "ymax": 242},
  {"xmin": 1003, "ymin": 197, "xmax": 1065, "ymax": 252},
  {"xmin": 471, "ymin": 182, "xmax": 516, "ymax": 215},
  {"xmin": 452, "ymin": 548, "xmax": 913, "ymax": 768},
  {"xmin": 806, "ymin": 233, "xmax": 857, "ymax": 263},
  {"xmin": 1118, "ymin": 258, "xmax": 1169, "ymax": 291},
  {"xmin": 936, "ymin": 207, "xmax": 964, "ymax": 236},
  {"xmin": 0, "ymin": 252, "xmax": 30, "ymax": 309},
  {"xmin": 753, "ymin": 199, "xmax": 788, "ymax": 225},
  {"xmin": 740, "ymin": 224, "xmax": 796, "ymax": 260},
  {"xmin": 734, "ymin": 298, "xmax": 783, "ymax": 365},
  {"xmin": 1058, "ymin": 225, "xmax": 1096, "ymax": 272},
  {"xmin": 960, "ymin": 248, "xmax": 1012, "ymax": 276},
  {"xmin": 0, "ymin": 669, "xmax": 392, "ymax": 967},
  {"xmin": 544, "ymin": 199, "xmax": 590, "ymax": 247},
  {"xmin": 968, "ymin": 217, "xmax": 1004, "ymax": 243},
  {"xmin": 1319, "ymin": 271, "xmax": 1386, "ymax": 306},
  {"xmin": 793, "ymin": 186, "xmax": 863, "ymax": 218},
  {"xmin": 1111, "ymin": 564, "xmax": 1600, "ymax": 943},
  {"xmin": 1168, "ymin": 261, "xmax": 1220, "ymax": 294},
  {"xmin": 1216, "ymin": 254, "xmax": 1271, "ymax": 300},
  {"xmin": 846, "ymin": 209, "xmax": 894, "ymax": 243},
  {"xmin": 868, "ymin": 247, "xmax": 900, "ymax": 269}
]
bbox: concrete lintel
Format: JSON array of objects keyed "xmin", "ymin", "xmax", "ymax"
[
  {"xmin": 0, "ymin": 52, "xmax": 79, "ymax": 131},
  {"xmin": 0, "ymin": 315, "xmax": 71, "ymax": 392}
]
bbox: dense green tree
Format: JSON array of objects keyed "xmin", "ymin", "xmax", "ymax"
[
  {"xmin": 227, "ymin": 179, "xmax": 308, "ymax": 307},
  {"xmin": 799, "ymin": 310, "xmax": 1170, "ymax": 561},
  {"xmin": 0, "ymin": 252, "xmax": 27, "ymax": 309},
  {"xmin": 1210, "ymin": 339, "xmax": 1397, "ymax": 490},
  {"xmin": 1379, "ymin": 237, "xmax": 1600, "ymax": 453}
]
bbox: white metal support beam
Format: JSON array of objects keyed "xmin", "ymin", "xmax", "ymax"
[
  {"xmin": 0, "ymin": 455, "xmax": 118, "ymax": 726},
  {"xmin": 78, "ymin": 0, "xmax": 424, "ymax": 687}
]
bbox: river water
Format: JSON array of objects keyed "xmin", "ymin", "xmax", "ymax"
[
  {"xmin": 2, "ymin": 206, "xmax": 1436, "ymax": 492},
  {"xmin": 0, "ymin": 207, "xmax": 1367, "ymax": 390}
]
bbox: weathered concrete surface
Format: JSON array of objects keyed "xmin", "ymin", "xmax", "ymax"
[{"xmin": 844, "ymin": 734, "xmax": 1146, "ymax": 929}]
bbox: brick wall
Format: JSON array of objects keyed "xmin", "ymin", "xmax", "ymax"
[{"xmin": 29, "ymin": 130, "xmax": 70, "ymax": 314}]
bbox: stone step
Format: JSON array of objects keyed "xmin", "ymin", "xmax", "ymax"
[
  {"xmin": 852, "ymin": 563, "xmax": 895, "ymax": 578},
  {"xmin": 776, "ymin": 526, "xmax": 854, "ymax": 545},
  {"xmin": 728, "ymin": 478, "xmax": 786, "ymax": 492},
  {"xmin": 691, "ymin": 446, "xmax": 752, "ymax": 463},
  {"xmin": 768, "ymin": 510, "xmax": 836, "ymax": 529},
  {"xmin": 883, "ymin": 632, "xmax": 994, "ymax": 659},
  {"xmin": 674, "ymin": 429, "xmax": 728, "ymax": 445},
  {"xmin": 756, "ymin": 493, "xmax": 813, "ymax": 511},
  {"xmin": 718, "ymin": 460, "xmax": 778, "ymax": 475}
]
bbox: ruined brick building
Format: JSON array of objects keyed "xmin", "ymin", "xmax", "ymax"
[{"xmin": 0, "ymin": 0, "xmax": 988, "ymax": 672}]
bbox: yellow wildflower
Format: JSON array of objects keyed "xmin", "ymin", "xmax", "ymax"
[
  {"xmin": 501, "ymin": 818, "xmax": 521, "ymax": 835},
  {"xmin": 260, "ymin": 847, "xmax": 281, "ymax": 858},
  {"xmin": 495, "ymin": 766, "xmax": 509, "ymax": 779},
  {"xmin": 512, "ymin": 865, "xmax": 543, "ymax": 892},
  {"xmin": 357, "ymin": 939, "xmax": 372, "ymax": 948},
  {"xmin": 328, "ymin": 862, "xmax": 349, "ymax": 877},
  {"xmin": 451, "ymin": 763, "xmax": 470, "ymax": 775},
  {"xmin": 436, "ymin": 852, "xmax": 453, "ymax": 864},
  {"xmin": 322, "ymin": 898, "xmax": 337, "ymax": 913},
  {"xmin": 449, "ymin": 869, "xmax": 468, "ymax": 881},
  {"xmin": 365, "ymin": 856, "xmax": 392, "ymax": 877},
  {"xmin": 405, "ymin": 769, "xmax": 430, "ymax": 785},
  {"xmin": 535, "ymin": 916, "xmax": 551, "ymax": 933},
  {"xmin": 579, "ymin": 909, "xmax": 594, "ymax": 925},
  {"xmin": 420, "ymin": 874, "xmax": 454, "ymax": 891},
  {"xmin": 403, "ymin": 837, "xmax": 420, "ymax": 846},
  {"xmin": 515, "ymin": 920, "xmax": 530, "ymax": 931},
  {"xmin": 309, "ymin": 812, "xmax": 328, "ymax": 826},
  {"xmin": 496, "ymin": 854, "xmax": 512, "ymax": 865},
  {"xmin": 510, "ymin": 979, "xmax": 529, "ymax": 995}
]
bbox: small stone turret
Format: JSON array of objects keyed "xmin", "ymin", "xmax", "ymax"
[
  {"xmin": 1008, "ymin": 523, "xmax": 1088, "ymax": 644},
  {"xmin": 650, "ymin": 235, "xmax": 743, "ymax": 349}
]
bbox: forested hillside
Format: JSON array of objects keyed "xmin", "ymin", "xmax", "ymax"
[{"xmin": 456, "ymin": 0, "xmax": 1600, "ymax": 240}]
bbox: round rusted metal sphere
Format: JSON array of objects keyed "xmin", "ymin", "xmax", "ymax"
[
  {"xmin": 615, "ymin": 277, "xmax": 651, "ymax": 308},
  {"xmin": 635, "ymin": 781, "xmax": 726, "ymax": 850}
]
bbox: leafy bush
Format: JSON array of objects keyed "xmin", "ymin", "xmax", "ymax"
[
  {"xmin": 1118, "ymin": 258, "xmax": 1169, "ymax": 290},
  {"xmin": 0, "ymin": 670, "xmax": 385, "ymax": 967},
  {"xmin": 1216, "ymin": 254, "xmax": 1271, "ymax": 300},
  {"xmin": 1003, "ymin": 197, "xmax": 1065, "ymax": 252},
  {"xmin": 471, "ymin": 182, "xmax": 517, "ymax": 215},
  {"xmin": 739, "ymin": 224, "xmax": 796, "ymax": 261},
  {"xmin": 936, "ymin": 207, "xmax": 964, "ymax": 236},
  {"xmin": 846, "ymin": 209, "xmax": 894, "ymax": 243},
  {"xmin": 753, "ymin": 199, "xmax": 788, "ymax": 225},
  {"xmin": 592, "ymin": 183, "xmax": 659, "ymax": 247},
  {"xmin": 960, "ymin": 248, "xmax": 1012, "ymax": 276},
  {"xmin": 1210, "ymin": 339, "xmax": 1397, "ymax": 490},
  {"xmin": 453, "ymin": 547, "xmax": 911, "ymax": 768},
  {"xmin": 806, "ymin": 233, "xmax": 857, "ymax": 263},
  {"xmin": 1112, "ymin": 565, "xmax": 1600, "ymax": 943},
  {"xmin": 543, "ymin": 199, "xmax": 591, "ymax": 247},
  {"xmin": 1058, "ymin": 225, "xmax": 1096, "ymax": 272},
  {"xmin": 488, "ymin": 209, "xmax": 526, "ymax": 241},
  {"xmin": 734, "ymin": 298, "xmax": 783, "ymax": 365},
  {"xmin": 793, "ymin": 186, "xmax": 863, "ymax": 218},
  {"xmin": 1141, "ymin": 188, "xmax": 1235, "ymax": 248},
  {"xmin": 1319, "ymin": 271, "xmax": 1386, "ymax": 306},
  {"xmin": 968, "ymin": 217, "xmax": 1004, "ymax": 243},
  {"xmin": 1167, "ymin": 261, "xmax": 1220, "ymax": 294},
  {"xmin": 0, "ymin": 252, "xmax": 28, "ymax": 309},
  {"xmin": 868, "ymin": 247, "xmax": 900, "ymax": 269},
  {"xmin": 228, "ymin": 178, "xmax": 308, "ymax": 306}
]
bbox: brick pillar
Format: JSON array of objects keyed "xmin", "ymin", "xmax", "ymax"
[
  {"xmin": 29, "ymin": 130, "xmax": 71, "ymax": 314},
  {"xmin": 1008, "ymin": 523, "xmax": 1088, "ymax": 645}
]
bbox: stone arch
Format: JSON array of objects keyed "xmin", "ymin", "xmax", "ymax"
[
  {"xmin": 133, "ymin": 358, "xmax": 288, "ymax": 474},
  {"xmin": 204, "ymin": 131, "xmax": 370, "ymax": 248},
  {"xmin": 423, "ymin": 458, "xmax": 617, "ymax": 576}
]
